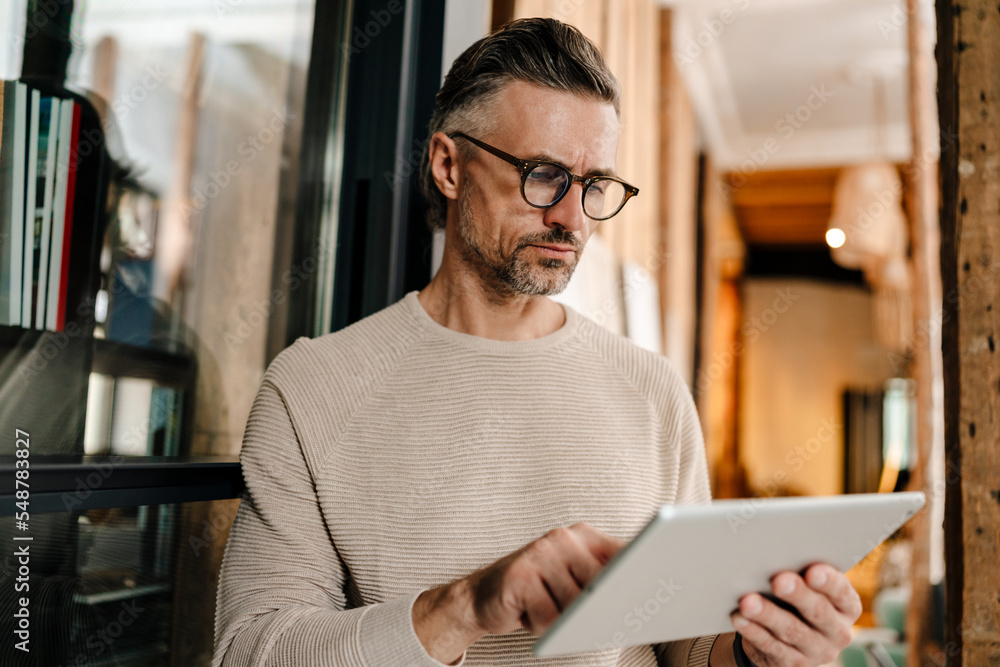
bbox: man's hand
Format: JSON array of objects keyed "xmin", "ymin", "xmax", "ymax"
[
  {"xmin": 728, "ymin": 563, "xmax": 861, "ymax": 666},
  {"xmin": 412, "ymin": 523, "xmax": 624, "ymax": 664}
]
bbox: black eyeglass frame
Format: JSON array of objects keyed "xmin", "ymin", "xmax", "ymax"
[{"xmin": 448, "ymin": 132, "xmax": 639, "ymax": 221}]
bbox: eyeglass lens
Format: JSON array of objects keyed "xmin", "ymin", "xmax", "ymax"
[{"xmin": 523, "ymin": 164, "xmax": 628, "ymax": 220}]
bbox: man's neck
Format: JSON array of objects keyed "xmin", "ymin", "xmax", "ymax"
[{"xmin": 416, "ymin": 270, "xmax": 566, "ymax": 341}]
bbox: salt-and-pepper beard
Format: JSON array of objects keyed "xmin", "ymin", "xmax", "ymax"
[{"xmin": 456, "ymin": 183, "xmax": 582, "ymax": 297}]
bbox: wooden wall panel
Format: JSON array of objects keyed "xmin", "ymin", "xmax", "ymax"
[
  {"xmin": 603, "ymin": 0, "xmax": 661, "ymax": 273},
  {"xmin": 511, "ymin": 0, "xmax": 546, "ymax": 21},
  {"xmin": 697, "ymin": 155, "xmax": 746, "ymax": 498},
  {"xmin": 938, "ymin": 0, "xmax": 1000, "ymax": 664},
  {"xmin": 659, "ymin": 9, "xmax": 700, "ymax": 383}
]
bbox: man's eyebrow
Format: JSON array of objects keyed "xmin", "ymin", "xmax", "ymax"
[{"xmin": 528, "ymin": 152, "xmax": 619, "ymax": 179}]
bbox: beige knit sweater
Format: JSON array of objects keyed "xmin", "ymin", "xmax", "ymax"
[{"xmin": 214, "ymin": 291, "xmax": 717, "ymax": 667}]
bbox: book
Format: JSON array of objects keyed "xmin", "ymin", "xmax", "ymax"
[
  {"xmin": 107, "ymin": 258, "xmax": 155, "ymax": 345},
  {"xmin": 47, "ymin": 98, "xmax": 76, "ymax": 331},
  {"xmin": 55, "ymin": 101, "xmax": 81, "ymax": 331},
  {"xmin": 34, "ymin": 96, "xmax": 59, "ymax": 330},
  {"xmin": 0, "ymin": 82, "xmax": 28, "ymax": 326},
  {"xmin": 21, "ymin": 87, "xmax": 40, "ymax": 327},
  {"xmin": 0, "ymin": 82, "xmax": 10, "ymax": 325}
]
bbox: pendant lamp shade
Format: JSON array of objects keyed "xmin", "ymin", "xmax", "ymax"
[
  {"xmin": 827, "ymin": 162, "xmax": 907, "ymax": 274},
  {"xmin": 827, "ymin": 162, "xmax": 912, "ymax": 351}
]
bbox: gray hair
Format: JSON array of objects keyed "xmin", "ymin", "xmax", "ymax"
[{"xmin": 419, "ymin": 17, "xmax": 621, "ymax": 231}]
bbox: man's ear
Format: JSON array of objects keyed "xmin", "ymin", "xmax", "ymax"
[{"xmin": 428, "ymin": 131, "xmax": 460, "ymax": 202}]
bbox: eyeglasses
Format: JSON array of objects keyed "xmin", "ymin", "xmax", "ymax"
[{"xmin": 449, "ymin": 132, "xmax": 639, "ymax": 221}]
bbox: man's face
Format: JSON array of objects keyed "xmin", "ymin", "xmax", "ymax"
[{"xmin": 452, "ymin": 81, "xmax": 620, "ymax": 298}]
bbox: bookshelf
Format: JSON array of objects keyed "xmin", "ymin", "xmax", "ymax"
[
  {"xmin": 0, "ymin": 77, "xmax": 197, "ymax": 457},
  {"xmin": 0, "ymin": 79, "xmax": 198, "ymax": 666}
]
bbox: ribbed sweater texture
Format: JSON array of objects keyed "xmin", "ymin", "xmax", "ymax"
[{"xmin": 214, "ymin": 291, "xmax": 717, "ymax": 667}]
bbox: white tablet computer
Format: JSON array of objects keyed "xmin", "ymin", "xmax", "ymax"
[{"xmin": 534, "ymin": 491, "xmax": 925, "ymax": 657}]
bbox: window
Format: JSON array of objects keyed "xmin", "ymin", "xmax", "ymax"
[{"xmin": 0, "ymin": 1, "xmax": 346, "ymax": 663}]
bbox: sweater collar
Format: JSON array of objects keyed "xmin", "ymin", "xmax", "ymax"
[{"xmin": 401, "ymin": 291, "xmax": 580, "ymax": 355}]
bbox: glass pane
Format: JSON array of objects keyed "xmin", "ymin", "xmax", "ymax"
[
  {"xmin": 0, "ymin": 500, "xmax": 232, "ymax": 666},
  {"xmin": 0, "ymin": 0, "xmax": 316, "ymax": 456}
]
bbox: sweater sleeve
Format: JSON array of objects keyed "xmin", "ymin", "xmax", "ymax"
[
  {"xmin": 654, "ymin": 635, "xmax": 717, "ymax": 666},
  {"xmin": 213, "ymin": 379, "xmax": 464, "ymax": 667}
]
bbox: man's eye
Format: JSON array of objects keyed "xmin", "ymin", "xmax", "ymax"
[{"xmin": 528, "ymin": 167, "xmax": 563, "ymax": 183}]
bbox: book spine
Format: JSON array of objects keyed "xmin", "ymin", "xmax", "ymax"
[
  {"xmin": 55, "ymin": 102, "xmax": 81, "ymax": 332},
  {"xmin": 46, "ymin": 98, "xmax": 74, "ymax": 331},
  {"xmin": 9, "ymin": 82, "xmax": 26, "ymax": 326},
  {"xmin": 0, "ymin": 82, "xmax": 12, "ymax": 325},
  {"xmin": 35, "ymin": 97, "xmax": 58, "ymax": 330},
  {"xmin": 21, "ymin": 87, "xmax": 39, "ymax": 328}
]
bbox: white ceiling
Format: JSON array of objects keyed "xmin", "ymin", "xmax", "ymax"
[{"xmin": 663, "ymin": 0, "xmax": 936, "ymax": 171}]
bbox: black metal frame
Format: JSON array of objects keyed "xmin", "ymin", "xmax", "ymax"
[
  {"xmin": 329, "ymin": 0, "xmax": 446, "ymax": 332},
  {"xmin": 0, "ymin": 456, "xmax": 243, "ymax": 515},
  {"xmin": 281, "ymin": 0, "xmax": 355, "ymax": 345}
]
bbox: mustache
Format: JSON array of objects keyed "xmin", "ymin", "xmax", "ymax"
[{"xmin": 517, "ymin": 230, "xmax": 582, "ymax": 253}]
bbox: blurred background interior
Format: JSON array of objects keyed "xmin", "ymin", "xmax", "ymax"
[{"xmin": 0, "ymin": 0, "xmax": 987, "ymax": 665}]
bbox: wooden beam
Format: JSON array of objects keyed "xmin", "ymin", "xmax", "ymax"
[
  {"xmin": 729, "ymin": 183, "xmax": 835, "ymax": 208},
  {"xmin": 904, "ymin": 0, "xmax": 944, "ymax": 665},
  {"xmin": 91, "ymin": 36, "xmax": 118, "ymax": 111},
  {"xmin": 658, "ymin": 7, "xmax": 674, "ymax": 360},
  {"xmin": 658, "ymin": 7, "xmax": 700, "ymax": 382},
  {"xmin": 696, "ymin": 155, "xmax": 747, "ymax": 499},
  {"xmin": 735, "ymin": 210, "xmax": 832, "ymax": 246},
  {"xmin": 491, "ymin": 0, "xmax": 514, "ymax": 30},
  {"xmin": 154, "ymin": 32, "xmax": 205, "ymax": 305},
  {"xmin": 697, "ymin": 155, "xmax": 721, "ymax": 465},
  {"xmin": 726, "ymin": 166, "xmax": 839, "ymax": 186},
  {"xmin": 726, "ymin": 167, "xmax": 839, "ymax": 246},
  {"xmin": 937, "ymin": 0, "xmax": 1000, "ymax": 665}
]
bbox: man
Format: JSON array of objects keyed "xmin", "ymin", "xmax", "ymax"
[{"xmin": 214, "ymin": 18, "xmax": 860, "ymax": 667}]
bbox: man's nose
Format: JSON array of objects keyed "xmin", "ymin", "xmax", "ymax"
[{"xmin": 542, "ymin": 182, "xmax": 588, "ymax": 234}]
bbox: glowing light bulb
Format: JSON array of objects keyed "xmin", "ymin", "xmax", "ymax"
[{"xmin": 826, "ymin": 228, "xmax": 846, "ymax": 249}]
